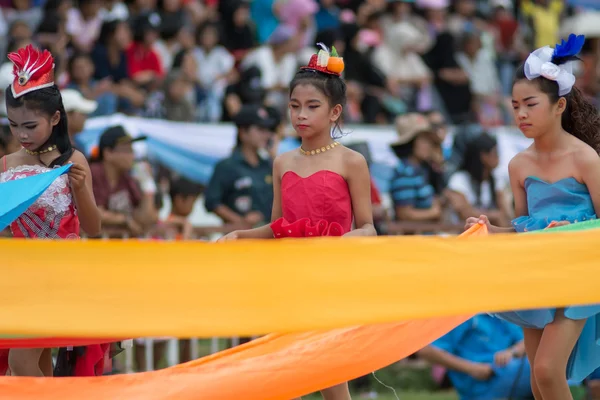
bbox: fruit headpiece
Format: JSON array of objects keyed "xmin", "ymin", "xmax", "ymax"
[
  {"xmin": 7, "ymin": 44, "xmax": 55, "ymax": 98},
  {"xmin": 301, "ymin": 43, "xmax": 345, "ymax": 76}
]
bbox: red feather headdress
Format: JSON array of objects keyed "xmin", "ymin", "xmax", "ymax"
[{"xmin": 7, "ymin": 45, "xmax": 55, "ymax": 98}]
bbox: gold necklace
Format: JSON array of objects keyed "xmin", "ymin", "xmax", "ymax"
[
  {"xmin": 24, "ymin": 144, "xmax": 57, "ymax": 156},
  {"xmin": 299, "ymin": 141, "xmax": 340, "ymax": 156}
]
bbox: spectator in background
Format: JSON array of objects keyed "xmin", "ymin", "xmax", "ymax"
[
  {"xmin": 520, "ymin": 0, "xmax": 564, "ymax": 49},
  {"xmin": 374, "ymin": 0, "xmax": 433, "ymax": 111},
  {"xmin": 67, "ymin": 53, "xmax": 117, "ymax": 117},
  {"xmin": 162, "ymin": 176, "xmax": 204, "ymax": 362},
  {"xmin": 221, "ymin": 0, "xmax": 256, "ymax": 62},
  {"xmin": 3, "ymin": 0, "xmax": 43, "ymax": 33},
  {"xmin": 90, "ymin": 126, "xmax": 156, "ymax": 237},
  {"xmin": 222, "ymin": 65, "xmax": 265, "ymax": 122},
  {"xmin": 92, "ymin": 19, "xmax": 146, "ymax": 111},
  {"xmin": 0, "ymin": 121, "xmax": 20, "ymax": 157},
  {"xmin": 455, "ymin": 32, "xmax": 503, "ymax": 128},
  {"xmin": 490, "ymin": 0, "xmax": 526, "ymax": 98},
  {"xmin": 341, "ymin": 23, "xmax": 389, "ymax": 124},
  {"xmin": 421, "ymin": 0, "xmax": 473, "ymax": 124},
  {"xmin": 66, "ymin": 0, "xmax": 104, "ymax": 53},
  {"xmin": 193, "ymin": 21, "xmax": 235, "ymax": 122},
  {"xmin": 250, "ymin": 0, "xmax": 278, "ymax": 44},
  {"xmin": 389, "ymin": 113, "xmax": 443, "ymax": 224},
  {"xmin": 242, "ymin": 24, "xmax": 299, "ymax": 115},
  {"xmin": 205, "ymin": 105, "xmax": 274, "ymax": 227},
  {"xmin": 418, "ymin": 314, "xmax": 532, "ymax": 400},
  {"xmin": 127, "ymin": 12, "xmax": 165, "ymax": 90},
  {"xmin": 61, "ymin": 89, "xmax": 98, "ymax": 151},
  {"xmin": 445, "ymin": 132, "xmax": 510, "ymax": 227}
]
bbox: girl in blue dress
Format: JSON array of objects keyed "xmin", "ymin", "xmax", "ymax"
[{"xmin": 465, "ymin": 34, "xmax": 600, "ymax": 400}]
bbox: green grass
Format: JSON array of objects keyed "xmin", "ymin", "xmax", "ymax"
[{"xmin": 305, "ymin": 392, "xmax": 457, "ymax": 400}]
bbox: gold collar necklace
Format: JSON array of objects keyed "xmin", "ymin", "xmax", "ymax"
[
  {"xmin": 299, "ymin": 141, "xmax": 340, "ymax": 156},
  {"xmin": 24, "ymin": 144, "xmax": 57, "ymax": 156}
]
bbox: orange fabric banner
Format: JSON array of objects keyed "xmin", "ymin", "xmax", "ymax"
[{"xmin": 0, "ymin": 225, "xmax": 486, "ymax": 399}]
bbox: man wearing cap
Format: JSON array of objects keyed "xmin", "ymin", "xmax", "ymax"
[
  {"xmin": 205, "ymin": 104, "xmax": 274, "ymax": 228},
  {"xmin": 61, "ymin": 89, "xmax": 98, "ymax": 152},
  {"xmin": 90, "ymin": 125, "xmax": 157, "ymax": 237}
]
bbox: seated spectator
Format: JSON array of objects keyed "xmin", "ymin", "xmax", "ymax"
[
  {"xmin": 193, "ymin": 21, "xmax": 235, "ymax": 122},
  {"xmin": 126, "ymin": 12, "xmax": 165, "ymax": 90},
  {"xmin": 221, "ymin": 0, "xmax": 256, "ymax": 61},
  {"xmin": 66, "ymin": 0, "xmax": 103, "ymax": 53},
  {"xmin": 60, "ymin": 89, "xmax": 98, "ymax": 151},
  {"xmin": 66, "ymin": 53, "xmax": 117, "ymax": 117},
  {"xmin": 90, "ymin": 126, "xmax": 157, "ymax": 237},
  {"xmin": 241, "ymin": 24, "xmax": 299, "ymax": 114},
  {"xmin": 92, "ymin": 20, "xmax": 146, "ymax": 112},
  {"xmin": 455, "ymin": 32, "xmax": 503, "ymax": 128},
  {"xmin": 222, "ymin": 66, "xmax": 266, "ymax": 122},
  {"xmin": 204, "ymin": 105, "xmax": 274, "ymax": 227},
  {"xmin": 389, "ymin": 113, "xmax": 443, "ymax": 224},
  {"xmin": 445, "ymin": 132, "xmax": 510, "ymax": 226},
  {"xmin": 0, "ymin": 121, "xmax": 20, "ymax": 157},
  {"xmin": 418, "ymin": 314, "xmax": 532, "ymax": 400}
]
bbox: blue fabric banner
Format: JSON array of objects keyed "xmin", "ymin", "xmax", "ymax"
[{"xmin": 0, "ymin": 164, "xmax": 72, "ymax": 231}]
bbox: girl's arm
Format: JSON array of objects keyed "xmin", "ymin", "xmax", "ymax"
[
  {"xmin": 68, "ymin": 152, "xmax": 102, "ymax": 236},
  {"xmin": 230, "ymin": 156, "xmax": 285, "ymax": 240},
  {"xmin": 490, "ymin": 158, "xmax": 526, "ymax": 233},
  {"xmin": 343, "ymin": 153, "xmax": 377, "ymax": 237},
  {"xmin": 578, "ymin": 148, "xmax": 600, "ymax": 215}
]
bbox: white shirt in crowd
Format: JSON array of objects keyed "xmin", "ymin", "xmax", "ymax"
[
  {"xmin": 193, "ymin": 45, "xmax": 234, "ymax": 93},
  {"xmin": 456, "ymin": 50, "xmax": 500, "ymax": 97},
  {"xmin": 448, "ymin": 170, "xmax": 503, "ymax": 209},
  {"xmin": 241, "ymin": 46, "xmax": 297, "ymax": 90}
]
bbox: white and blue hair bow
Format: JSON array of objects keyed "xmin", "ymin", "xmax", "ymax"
[{"xmin": 524, "ymin": 34, "xmax": 585, "ymax": 96}]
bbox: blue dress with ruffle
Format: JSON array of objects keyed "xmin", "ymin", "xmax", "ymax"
[{"xmin": 495, "ymin": 176, "xmax": 600, "ymax": 382}]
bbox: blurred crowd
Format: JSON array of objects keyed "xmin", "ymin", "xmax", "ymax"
[
  {"xmin": 1, "ymin": 0, "xmax": 600, "ymax": 398},
  {"xmin": 0, "ymin": 0, "xmax": 598, "ymax": 126}
]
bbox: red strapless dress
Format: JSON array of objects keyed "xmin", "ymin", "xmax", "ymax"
[{"xmin": 270, "ymin": 170, "xmax": 352, "ymax": 238}]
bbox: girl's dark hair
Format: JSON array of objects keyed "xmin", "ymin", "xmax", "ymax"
[
  {"xmin": 289, "ymin": 69, "xmax": 347, "ymax": 138},
  {"xmin": 5, "ymin": 85, "xmax": 72, "ymax": 168},
  {"xmin": 514, "ymin": 64, "xmax": 600, "ymax": 153},
  {"xmin": 461, "ymin": 132, "xmax": 497, "ymax": 208}
]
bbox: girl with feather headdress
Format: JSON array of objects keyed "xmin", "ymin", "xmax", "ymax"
[
  {"xmin": 0, "ymin": 45, "xmax": 102, "ymax": 376},
  {"xmin": 466, "ymin": 34, "xmax": 600, "ymax": 399}
]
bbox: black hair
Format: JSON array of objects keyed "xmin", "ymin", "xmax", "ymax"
[
  {"xmin": 196, "ymin": 21, "xmax": 222, "ymax": 47},
  {"xmin": 289, "ymin": 69, "xmax": 347, "ymax": 139},
  {"xmin": 461, "ymin": 132, "xmax": 498, "ymax": 208},
  {"xmin": 169, "ymin": 176, "xmax": 204, "ymax": 201},
  {"xmin": 98, "ymin": 20, "xmax": 123, "ymax": 46},
  {"xmin": 5, "ymin": 85, "xmax": 72, "ymax": 167},
  {"xmin": 514, "ymin": 63, "xmax": 600, "ymax": 153},
  {"xmin": 67, "ymin": 52, "xmax": 92, "ymax": 79},
  {"xmin": 171, "ymin": 49, "xmax": 189, "ymax": 70}
]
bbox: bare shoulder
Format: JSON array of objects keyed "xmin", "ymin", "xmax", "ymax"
[
  {"xmin": 508, "ymin": 151, "xmax": 530, "ymax": 185},
  {"xmin": 273, "ymin": 150, "xmax": 296, "ymax": 177},
  {"xmin": 341, "ymin": 146, "xmax": 368, "ymax": 170},
  {"xmin": 573, "ymin": 141, "xmax": 600, "ymax": 169},
  {"xmin": 68, "ymin": 150, "xmax": 91, "ymax": 167},
  {"xmin": 2, "ymin": 150, "xmax": 26, "ymax": 170}
]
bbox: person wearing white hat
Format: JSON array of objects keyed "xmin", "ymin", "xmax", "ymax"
[{"xmin": 61, "ymin": 89, "xmax": 98, "ymax": 150}]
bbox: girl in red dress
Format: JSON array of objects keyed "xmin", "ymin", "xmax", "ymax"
[
  {"xmin": 219, "ymin": 45, "xmax": 376, "ymax": 399},
  {"xmin": 0, "ymin": 45, "xmax": 101, "ymax": 376}
]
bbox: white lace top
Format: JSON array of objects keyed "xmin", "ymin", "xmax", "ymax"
[{"xmin": 0, "ymin": 164, "xmax": 79, "ymax": 238}]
